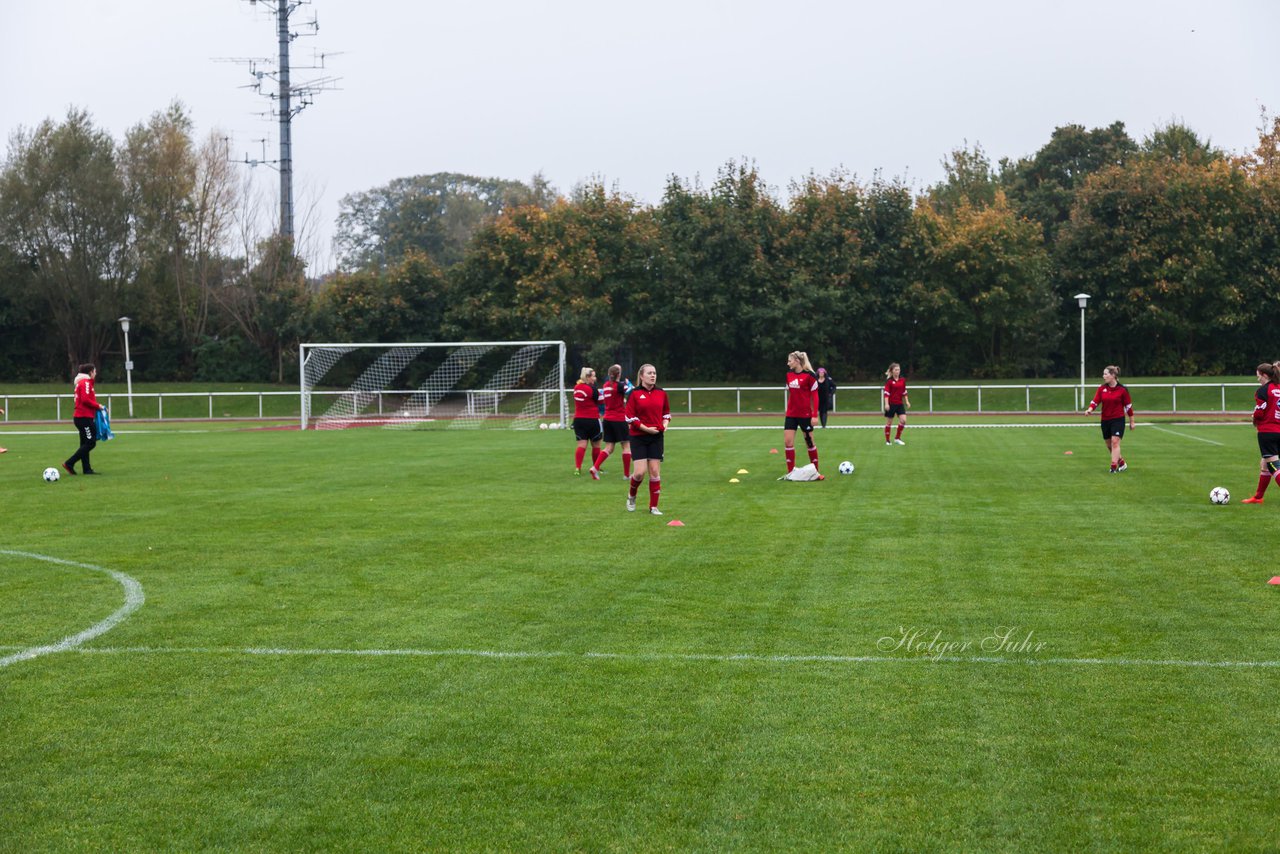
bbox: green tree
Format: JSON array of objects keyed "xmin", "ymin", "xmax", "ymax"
[
  {"xmin": 445, "ymin": 185, "xmax": 658, "ymax": 371},
  {"xmin": 311, "ymin": 251, "xmax": 446, "ymax": 343},
  {"xmin": 928, "ymin": 142, "xmax": 998, "ymax": 215},
  {"xmin": 0, "ymin": 108, "xmax": 131, "ymax": 371},
  {"xmin": 650, "ymin": 161, "xmax": 786, "ymax": 379},
  {"xmin": 1001, "ymin": 122, "xmax": 1137, "ymax": 246},
  {"xmin": 334, "ymin": 172, "xmax": 556, "ymax": 272},
  {"xmin": 916, "ymin": 193, "xmax": 1057, "ymax": 376},
  {"xmin": 1058, "ymin": 157, "xmax": 1265, "ymax": 374}
]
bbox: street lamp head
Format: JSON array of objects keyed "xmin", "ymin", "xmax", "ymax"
[
  {"xmin": 118, "ymin": 316, "xmax": 131, "ymax": 333},
  {"xmin": 1074, "ymin": 294, "xmax": 1091, "ymax": 309}
]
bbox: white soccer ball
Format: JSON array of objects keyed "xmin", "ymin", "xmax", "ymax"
[
  {"xmin": 838, "ymin": 460, "xmax": 855, "ymax": 475},
  {"xmin": 539, "ymin": 422, "xmax": 548, "ymax": 430},
  {"xmin": 1209, "ymin": 486, "xmax": 1230, "ymax": 505},
  {"xmin": 43, "ymin": 467, "xmax": 60, "ymax": 483}
]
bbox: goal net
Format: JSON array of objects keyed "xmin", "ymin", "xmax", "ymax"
[{"xmin": 299, "ymin": 341, "xmax": 567, "ymax": 430}]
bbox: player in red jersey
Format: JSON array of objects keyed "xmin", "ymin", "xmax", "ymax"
[
  {"xmin": 571, "ymin": 367, "xmax": 603, "ymax": 478},
  {"xmin": 1241, "ymin": 362, "xmax": 1280, "ymax": 504},
  {"xmin": 882, "ymin": 362, "xmax": 910, "ymax": 445},
  {"xmin": 590, "ymin": 363, "xmax": 631, "ymax": 480},
  {"xmin": 63, "ymin": 363, "xmax": 107, "ymax": 475},
  {"xmin": 783, "ymin": 351, "xmax": 822, "ymax": 476},
  {"xmin": 1083, "ymin": 365, "xmax": 1135, "ymax": 473},
  {"xmin": 625, "ymin": 363, "xmax": 670, "ymax": 515}
]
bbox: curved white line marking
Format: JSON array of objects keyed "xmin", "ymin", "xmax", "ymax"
[{"xmin": 0, "ymin": 550, "xmax": 145, "ymax": 668}]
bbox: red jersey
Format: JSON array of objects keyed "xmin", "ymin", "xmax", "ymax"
[
  {"xmin": 626, "ymin": 385, "xmax": 670, "ymax": 436},
  {"xmin": 572, "ymin": 382, "xmax": 600, "ymax": 419},
  {"xmin": 73, "ymin": 373, "xmax": 101, "ymax": 419},
  {"xmin": 1087, "ymin": 383, "xmax": 1133, "ymax": 421},
  {"xmin": 1254, "ymin": 382, "xmax": 1280, "ymax": 434},
  {"xmin": 883, "ymin": 377, "xmax": 908, "ymax": 405},
  {"xmin": 601, "ymin": 379, "xmax": 628, "ymax": 422},
  {"xmin": 785, "ymin": 370, "xmax": 819, "ymax": 418}
]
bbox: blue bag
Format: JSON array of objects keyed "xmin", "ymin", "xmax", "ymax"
[{"xmin": 95, "ymin": 408, "xmax": 114, "ymax": 441}]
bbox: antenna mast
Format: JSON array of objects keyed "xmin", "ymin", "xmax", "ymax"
[{"xmin": 221, "ymin": 0, "xmax": 340, "ymax": 244}]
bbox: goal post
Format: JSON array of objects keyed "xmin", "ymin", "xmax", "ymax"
[{"xmin": 299, "ymin": 340, "xmax": 567, "ymax": 430}]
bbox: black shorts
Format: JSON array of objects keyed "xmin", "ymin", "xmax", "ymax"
[
  {"xmin": 1258, "ymin": 433, "xmax": 1280, "ymax": 458},
  {"xmin": 630, "ymin": 432, "xmax": 664, "ymax": 461},
  {"xmin": 884, "ymin": 403, "xmax": 906, "ymax": 418},
  {"xmin": 572, "ymin": 417, "xmax": 602, "ymax": 442},
  {"xmin": 1100, "ymin": 418, "xmax": 1125, "ymax": 440},
  {"xmin": 783, "ymin": 416, "xmax": 814, "ymax": 433},
  {"xmin": 602, "ymin": 420, "xmax": 630, "ymax": 444}
]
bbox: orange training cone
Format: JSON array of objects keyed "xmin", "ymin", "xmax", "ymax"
[{"xmin": 667, "ymin": 520, "xmax": 684, "ymax": 527}]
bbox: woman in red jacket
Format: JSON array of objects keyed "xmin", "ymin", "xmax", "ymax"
[
  {"xmin": 1242, "ymin": 362, "xmax": 1280, "ymax": 504},
  {"xmin": 625, "ymin": 363, "xmax": 670, "ymax": 515},
  {"xmin": 883, "ymin": 362, "xmax": 910, "ymax": 445},
  {"xmin": 571, "ymin": 367, "xmax": 603, "ymax": 477},
  {"xmin": 63, "ymin": 363, "xmax": 106, "ymax": 475},
  {"xmin": 1083, "ymin": 365, "xmax": 1135, "ymax": 474}
]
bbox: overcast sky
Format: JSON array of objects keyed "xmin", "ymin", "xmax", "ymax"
[{"xmin": 3, "ymin": 0, "xmax": 1277, "ymax": 272}]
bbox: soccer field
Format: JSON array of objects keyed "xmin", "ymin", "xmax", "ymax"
[{"xmin": 2, "ymin": 421, "xmax": 1278, "ymax": 851}]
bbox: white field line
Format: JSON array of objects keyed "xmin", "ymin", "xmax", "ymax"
[
  {"xmin": 52, "ymin": 644, "xmax": 1280, "ymax": 670},
  {"xmin": 0, "ymin": 550, "xmax": 145, "ymax": 668},
  {"xmin": 1145, "ymin": 424, "xmax": 1226, "ymax": 446}
]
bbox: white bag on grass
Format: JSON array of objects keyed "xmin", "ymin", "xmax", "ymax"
[{"xmin": 779, "ymin": 463, "xmax": 823, "ymax": 481}]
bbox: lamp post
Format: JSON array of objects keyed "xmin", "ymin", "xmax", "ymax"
[
  {"xmin": 1074, "ymin": 294, "xmax": 1090, "ymax": 408},
  {"xmin": 118, "ymin": 316, "xmax": 134, "ymax": 417}
]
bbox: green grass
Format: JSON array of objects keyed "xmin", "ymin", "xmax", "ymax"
[{"xmin": 2, "ymin": 421, "xmax": 1278, "ymax": 851}]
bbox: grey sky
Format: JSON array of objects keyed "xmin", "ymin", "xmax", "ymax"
[{"xmin": 3, "ymin": 0, "xmax": 1276, "ymax": 273}]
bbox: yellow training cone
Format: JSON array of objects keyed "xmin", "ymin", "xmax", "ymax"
[
  {"xmin": 737, "ymin": 469, "xmax": 749, "ymax": 474},
  {"xmin": 729, "ymin": 478, "xmax": 740, "ymax": 483}
]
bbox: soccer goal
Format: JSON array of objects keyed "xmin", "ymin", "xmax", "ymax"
[{"xmin": 299, "ymin": 341, "xmax": 567, "ymax": 430}]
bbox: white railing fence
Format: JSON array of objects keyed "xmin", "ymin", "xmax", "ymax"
[{"xmin": 0, "ymin": 382, "xmax": 1260, "ymax": 424}]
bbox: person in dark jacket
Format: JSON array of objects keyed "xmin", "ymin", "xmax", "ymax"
[{"xmin": 816, "ymin": 367, "xmax": 836, "ymax": 428}]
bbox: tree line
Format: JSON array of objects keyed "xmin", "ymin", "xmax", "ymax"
[{"xmin": 2, "ymin": 103, "xmax": 1277, "ymax": 384}]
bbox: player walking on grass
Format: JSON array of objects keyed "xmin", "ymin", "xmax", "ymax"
[
  {"xmin": 883, "ymin": 362, "xmax": 910, "ymax": 445},
  {"xmin": 625, "ymin": 363, "xmax": 669, "ymax": 515},
  {"xmin": 783, "ymin": 351, "xmax": 822, "ymax": 476},
  {"xmin": 63, "ymin": 364, "xmax": 106, "ymax": 475},
  {"xmin": 1083, "ymin": 365, "xmax": 1135, "ymax": 473},
  {"xmin": 590, "ymin": 364, "xmax": 632, "ymax": 480},
  {"xmin": 1242, "ymin": 362, "xmax": 1280, "ymax": 504},
  {"xmin": 572, "ymin": 367, "xmax": 603, "ymax": 478}
]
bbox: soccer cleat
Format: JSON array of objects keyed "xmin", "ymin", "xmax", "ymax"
[
  {"xmin": 1117, "ymin": 462, "xmax": 1127, "ymax": 472},
  {"xmin": 626, "ymin": 496, "xmax": 636, "ymax": 512},
  {"xmin": 649, "ymin": 507, "xmax": 663, "ymax": 516},
  {"xmin": 1110, "ymin": 465, "xmax": 1117, "ymax": 474},
  {"xmin": 1242, "ymin": 497, "xmax": 1264, "ymax": 504},
  {"xmin": 82, "ymin": 469, "xmax": 98, "ymax": 475},
  {"xmin": 588, "ymin": 467, "xmax": 600, "ymax": 480},
  {"xmin": 62, "ymin": 462, "xmax": 76, "ymax": 476},
  {"xmin": 574, "ymin": 468, "xmax": 581, "ymax": 476},
  {"xmin": 894, "ymin": 439, "xmax": 905, "ymax": 445},
  {"xmin": 886, "ymin": 441, "xmax": 891, "ymax": 446}
]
